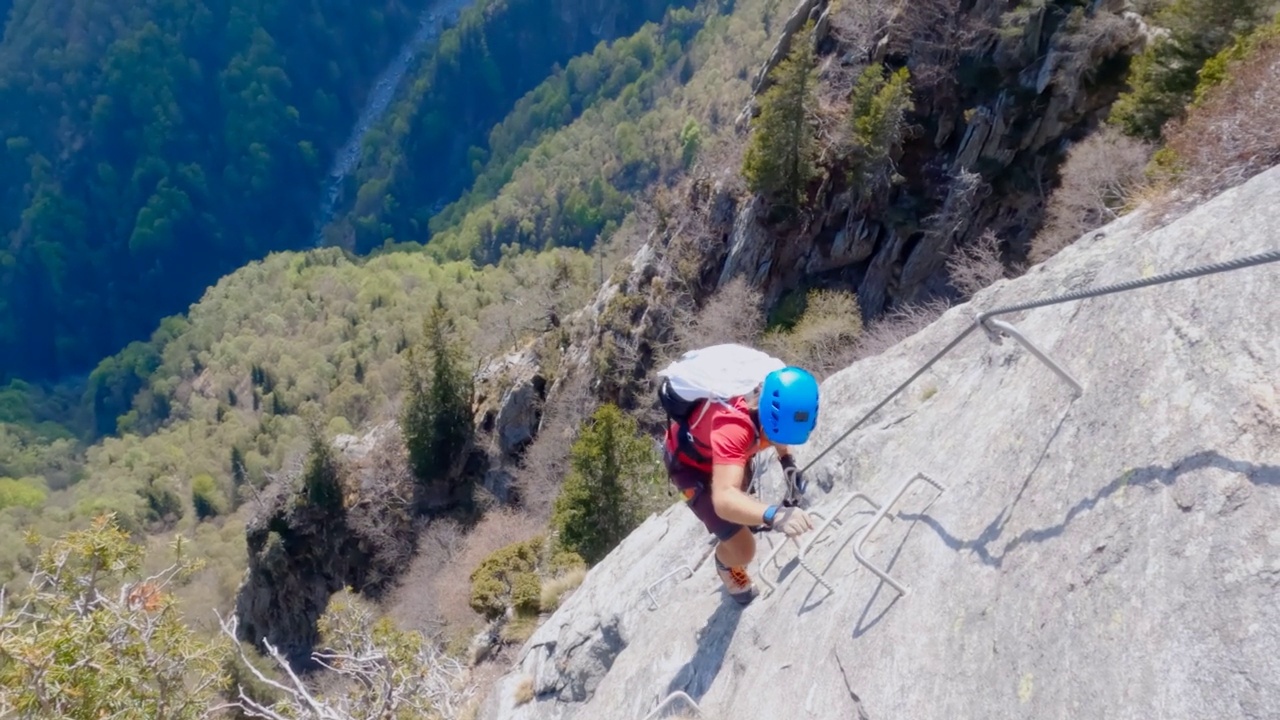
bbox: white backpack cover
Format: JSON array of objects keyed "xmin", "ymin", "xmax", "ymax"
[{"xmin": 656, "ymin": 343, "xmax": 785, "ymax": 405}]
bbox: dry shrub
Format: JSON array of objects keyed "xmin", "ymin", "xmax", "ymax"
[
  {"xmin": 1160, "ymin": 35, "xmax": 1280, "ymax": 200},
  {"xmin": 383, "ymin": 517, "xmax": 466, "ymax": 634},
  {"xmin": 1048, "ymin": 9, "xmax": 1142, "ymax": 91},
  {"xmin": 692, "ymin": 130, "xmax": 749, "ymax": 187},
  {"xmin": 500, "ymin": 616, "xmax": 539, "ymax": 645},
  {"xmin": 344, "ymin": 429, "xmax": 419, "ymax": 600},
  {"xmin": 818, "ymin": 0, "xmax": 895, "ymax": 147},
  {"xmin": 830, "ymin": 0, "xmax": 894, "ymax": 55},
  {"xmin": 761, "ymin": 289, "xmax": 864, "ymax": 379},
  {"xmin": 594, "ymin": 207, "xmax": 657, "ymax": 288},
  {"xmin": 1030, "ymin": 125, "xmax": 1153, "ymax": 264},
  {"xmin": 514, "ymin": 676, "xmax": 535, "ymax": 706},
  {"xmin": 513, "ymin": 368, "xmax": 594, "ymax": 524},
  {"xmin": 671, "ymin": 276, "xmax": 767, "ymax": 355},
  {"xmin": 946, "ymin": 230, "xmax": 1007, "ymax": 298},
  {"xmin": 457, "ymin": 699, "xmax": 480, "ymax": 720},
  {"xmin": 889, "ymin": 0, "xmax": 995, "ymax": 98},
  {"xmin": 539, "ymin": 566, "xmax": 587, "ymax": 612},
  {"xmin": 444, "ymin": 507, "xmax": 543, "ymax": 617},
  {"xmin": 396, "ymin": 508, "xmax": 544, "ymax": 639},
  {"xmin": 851, "ymin": 298, "xmax": 951, "ymax": 361}
]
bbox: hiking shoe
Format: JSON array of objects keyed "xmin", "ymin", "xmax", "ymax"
[{"xmin": 715, "ymin": 557, "xmax": 758, "ymax": 605}]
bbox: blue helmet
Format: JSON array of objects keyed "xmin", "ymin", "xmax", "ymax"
[{"xmin": 759, "ymin": 367, "xmax": 820, "ymax": 445}]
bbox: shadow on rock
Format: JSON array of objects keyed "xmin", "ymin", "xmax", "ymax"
[
  {"xmin": 665, "ymin": 599, "xmax": 745, "ymax": 702},
  {"xmin": 849, "ymin": 509, "xmax": 929, "ymax": 638},
  {"xmin": 785, "ymin": 501, "xmax": 931, "ymax": 637},
  {"xmin": 904, "ymin": 449, "xmax": 1280, "ymax": 569}
]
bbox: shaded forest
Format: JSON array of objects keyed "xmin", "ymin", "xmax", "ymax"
[
  {"xmin": 0, "ymin": 0, "xmax": 431, "ymax": 383},
  {"xmin": 329, "ymin": 0, "xmax": 702, "ymax": 255},
  {"xmin": 0, "ymin": 0, "xmax": 692, "ymax": 386}
]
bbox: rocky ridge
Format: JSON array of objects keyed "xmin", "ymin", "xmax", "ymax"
[
  {"xmin": 233, "ymin": 424, "xmax": 417, "ymax": 665},
  {"xmin": 477, "ymin": 163, "xmax": 1280, "ymax": 719},
  {"xmin": 728, "ymin": 0, "xmax": 1146, "ymax": 315}
]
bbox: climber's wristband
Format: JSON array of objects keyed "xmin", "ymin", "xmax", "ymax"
[{"xmin": 763, "ymin": 504, "xmax": 779, "ymax": 527}]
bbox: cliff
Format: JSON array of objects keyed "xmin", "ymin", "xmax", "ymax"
[
  {"xmin": 476, "ymin": 163, "xmax": 1280, "ymax": 719},
  {"xmin": 233, "ymin": 424, "xmax": 418, "ymax": 666},
  {"xmin": 725, "ymin": 0, "xmax": 1146, "ymax": 315}
]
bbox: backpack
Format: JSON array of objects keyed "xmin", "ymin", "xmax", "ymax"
[{"xmin": 655, "ymin": 344, "xmax": 785, "ymax": 465}]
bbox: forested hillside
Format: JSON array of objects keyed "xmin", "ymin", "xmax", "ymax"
[
  {"xmin": 327, "ymin": 0, "xmax": 702, "ymax": 254},
  {"xmin": 0, "ymin": 0, "xmax": 696, "ymax": 386},
  {"xmin": 0, "ymin": 0, "xmax": 786, "ymax": 639},
  {"xmin": 0, "ymin": 0, "xmax": 430, "ymax": 382},
  {"xmin": 342, "ymin": 0, "xmax": 778, "ymax": 263}
]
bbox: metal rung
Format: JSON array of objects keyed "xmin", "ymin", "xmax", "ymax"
[
  {"xmin": 644, "ymin": 565, "xmax": 693, "ymax": 611},
  {"xmin": 842, "ymin": 472, "xmax": 947, "ymax": 597},
  {"xmin": 789, "ymin": 491, "xmax": 884, "ymax": 596},
  {"xmin": 757, "ymin": 510, "xmax": 830, "ymax": 598},
  {"xmin": 640, "ymin": 690, "xmax": 702, "ymax": 720},
  {"xmin": 981, "ymin": 318, "xmax": 1084, "ymax": 397}
]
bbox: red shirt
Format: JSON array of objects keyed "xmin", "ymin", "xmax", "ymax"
[{"xmin": 664, "ymin": 397, "xmax": 770, "ymax": 472}]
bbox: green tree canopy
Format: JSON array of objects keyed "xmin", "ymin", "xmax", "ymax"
[
  {"xmin": 551, "ymin": 403, "xmax": 664, "ymax": 565},
  {"xmin": 742, "ymin": 22, "xmax": 819, "ymax": 209},
  {"xmin": 1109, "ymin": 0, "xmax": 1273, "ymax": 140},
  {"xmin": 401, "ymin": 293, "xmax": 475, "ymax": 491},
  {"xmin": 0, "ymin": 515, "xmax": 229, "ymax": 719}
]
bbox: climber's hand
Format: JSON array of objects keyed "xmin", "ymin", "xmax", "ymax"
[
  {"xmin": 779, "ymin": 454, "xmax": 806, "ymax": 496},
  {"xmin": 784, "ymin": 465, "xmax": 806, "ymax": 496},
  {"xmin": 768, "ymin": 505, "xmax": 814, "ymax": 537}
]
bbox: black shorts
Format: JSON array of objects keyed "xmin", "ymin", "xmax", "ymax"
[{"xmin": 663, "ymin": 447, "xmax": 757, "ymax": 542}]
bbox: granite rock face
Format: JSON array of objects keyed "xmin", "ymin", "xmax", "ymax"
[
  {"xmin": 478, "ymin": 166, "xmax": 1280, "ymax": 720},
  {"xmin": 727, "ymin": 0, "xmax": 1146, "ymax": 316}
]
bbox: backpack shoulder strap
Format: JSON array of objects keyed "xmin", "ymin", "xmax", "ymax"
[{"xmin": 677, "ymin": 398, "xmax": 759, "ymax": 467}]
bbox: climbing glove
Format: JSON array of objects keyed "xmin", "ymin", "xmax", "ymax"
[{"xmin": 764, "ymin": 504, "xmax": 814, "ymax": 537}]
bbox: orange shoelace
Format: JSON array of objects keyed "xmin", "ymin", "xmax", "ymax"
[{"xmin": 727, "ymin": 566, "xmax": 750, "ymax": 587}]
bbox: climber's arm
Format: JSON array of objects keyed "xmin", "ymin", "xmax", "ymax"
[{"xmin": 709, "ymin": 462, "xmax": 771, "ymax": 526}]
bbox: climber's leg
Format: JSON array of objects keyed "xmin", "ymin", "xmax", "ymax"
[{"xmin": 714, "ymin": 528, "xmax": 758, "ymax": 605}]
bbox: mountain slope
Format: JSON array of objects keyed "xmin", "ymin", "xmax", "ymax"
[
  {"xmin": 0, "ymin": 0, "xmax": 431, "ymax": 382},
  {"xmin": 329, "ymin": 0, "xmax": 699, "ymax": 252},
  {"xmin": 478, "ymin": 164, "xmax": 1280, "ymax": 719}
]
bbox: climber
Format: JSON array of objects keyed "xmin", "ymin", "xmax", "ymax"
[{"xmin": 658, "ymin": 356, "xmax": 820, "ymax": 606}]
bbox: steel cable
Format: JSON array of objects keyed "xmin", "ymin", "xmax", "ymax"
[{"xmin": 799, "ymin": 248, "xmax": 1280, "ymax": 475}]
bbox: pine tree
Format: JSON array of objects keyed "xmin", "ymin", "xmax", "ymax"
[
  {"xmin": 191, "ymin": 474, "xmax": 226, "ymax": 520},
  {"xmin": 742, "ymin": 22, "xmax": 819, "ymax": 209},
  {"xmin": 848, "ymin": 65, "xmax": 913, "ymax": 198},
  {"xmin": 302, "ymin": 425, "xmax": 344, "ymax": 512},
  {"xmin": 401, "ymin": 292, "xmax": 475, "ymax": 489},
  {"xmin": 551, "ymin": 404, "xmax": 663, "ymax": 565},
  {"xmin": 1109, "ymin": 0, "xmax": 1271, "ymax": 140},
  {"xmin": 230, "ymin": 446, "xmax": 247, "ymax": 488}
]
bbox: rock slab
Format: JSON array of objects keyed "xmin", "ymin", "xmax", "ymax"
[{"xmin": 481, "ymin": 167, "xmax": 1280, "ymax": 720}]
